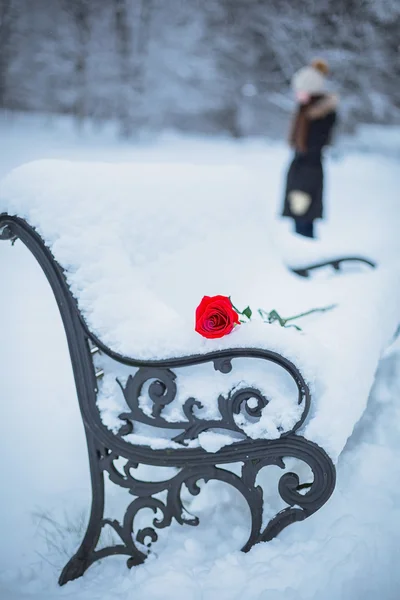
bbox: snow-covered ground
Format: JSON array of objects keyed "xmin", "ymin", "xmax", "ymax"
[{"xmin": 1, "ymin": 112, "xmax": 400, "ymax": 600}]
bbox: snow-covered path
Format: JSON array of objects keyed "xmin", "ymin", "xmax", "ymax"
[{"xmin": 1, "ymin": 114, "xmax": 400, "ymax": 600}]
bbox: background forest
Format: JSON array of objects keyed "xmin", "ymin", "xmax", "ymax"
[{"xmin": 0, "ymin": 0, "xmax": 399, "ymax": 137}]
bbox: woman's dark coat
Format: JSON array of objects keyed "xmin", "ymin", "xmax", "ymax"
[{"xmin": 282, "ymin": 95, "xmax": 337, "ymax": 222}]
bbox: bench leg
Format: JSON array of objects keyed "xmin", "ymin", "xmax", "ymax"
[{"xmin": 58, "ymin": 433, "xmax": 109, "ymax": 585}]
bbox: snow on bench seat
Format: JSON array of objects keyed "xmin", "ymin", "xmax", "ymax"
[{"xmin": 1, "ymin": 159, "xmax": 399, "ymax": 461}]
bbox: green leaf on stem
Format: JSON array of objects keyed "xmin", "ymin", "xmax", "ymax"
[
  {"xmin": 268, "ymin": 309, "xmax": 286, "ymax": 327},
  {"xmin": 242, "ymin": 306, "xmax": 252, "ymax": 320},
  {"xmin": 257, "ymin": 308, "xmax": 269, "ymax": 320}
]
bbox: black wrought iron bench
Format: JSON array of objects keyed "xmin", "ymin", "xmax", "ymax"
[
  {"xmin": 0, "ymin": 153, "xmax": 384, "ymax": 587},
  {"xmin": 0, "ymin": 214, "xmax": 340, "ymax": 585}
]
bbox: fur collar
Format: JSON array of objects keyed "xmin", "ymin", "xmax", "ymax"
[{"xmin": 307, "ymin": 94, "xmax": 339, "ymax": 120}]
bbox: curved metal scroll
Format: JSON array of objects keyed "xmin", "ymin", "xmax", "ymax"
[
  {"xmin": 115, "ymin": 361, "xmax": 311, "ymax": 447},
  {"xmin": 291, "ymin": 256, "xmax": 376, "ymax": 278},
  {"xmin": 0, "ymin": 214, "xmax": 336, "ymax": 586}
]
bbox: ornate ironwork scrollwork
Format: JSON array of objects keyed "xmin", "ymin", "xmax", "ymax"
[
  {"xmin": 116, "ymin": 362, "xmax": 307, "ymax": 445},
  {"xmin": 59, "ymin": 435, "xmax": 335, "ymax": 583}
]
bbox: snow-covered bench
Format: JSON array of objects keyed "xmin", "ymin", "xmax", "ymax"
[{"xmin": 0, "ymin": 161, "xmax": 398, "ymax": 586}]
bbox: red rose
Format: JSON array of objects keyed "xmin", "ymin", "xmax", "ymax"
[{"xmin": 195, "ymin": 295, "xmax": 240, "ymax": 339}]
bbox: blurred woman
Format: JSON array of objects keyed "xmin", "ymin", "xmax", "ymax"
[{"xmin": 282, "ymin": 59, "xmax": 338, "ymax": 238}]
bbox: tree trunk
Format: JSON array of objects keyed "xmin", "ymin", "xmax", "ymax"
[
  {"xmin": 62, "ymin": 0, "xmax": 90, "ymax": 128},
  {"xmin": 114, "ymin": 0, "xmax": 133, "ymax": 137},
  {"xmin": 0, "ymin": 0, "xmax": 15, "ymax": 108}
]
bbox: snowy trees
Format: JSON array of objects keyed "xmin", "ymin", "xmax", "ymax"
[
  {"xmin": 1, "ymin": 0, "xmax": 399, "ymax": 135},
  {"xmin": 0, "ymin": 0, "xmax": 17, "ymax": 108}
]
